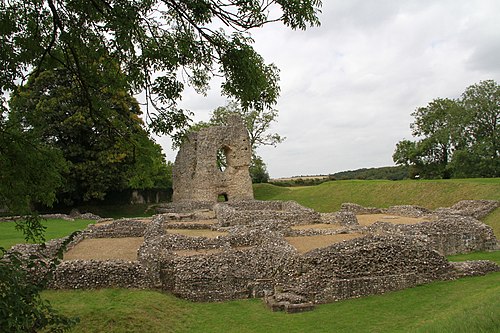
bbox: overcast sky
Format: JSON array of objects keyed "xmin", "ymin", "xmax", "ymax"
[{"xmin": 155, "ymin": 0, "xmax": 500, "ymax": 179}]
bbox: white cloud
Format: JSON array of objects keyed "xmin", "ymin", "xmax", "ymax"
[{"xmin": 155, "ymin": 0, "xmax": 500, "ymax": 178}]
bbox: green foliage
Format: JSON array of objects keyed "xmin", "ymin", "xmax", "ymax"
[
  {"xmin": 0, "ymin": 248, "xmax": 79, "ymax": 332},
  {"xmin": 394, "ymin": 80, "xmax": 499, "ymax": 179},
  {"xmin": 0, "ymin": 215, "xmax": 80, "ymax": 332},
  {"xmin": 8, "ymin": 66, "xmax": 172, "ymax": 205},
  {"xmin": 0, "ymin": 0, "xmax": 321, "ymax": 139},
  {"xmin": 0, "ymin": 116, "xmax": 67, "ymax": 214},
  {"xmin": 330, "ymin": 166, "xmax": 410, "ymax": 181},
  {"xmin": 249, "ymin": 155, "xmax": 270, "ymax": 183}
]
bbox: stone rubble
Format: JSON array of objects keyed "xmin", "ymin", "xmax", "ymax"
[{"xmin": 6, "ymin": 199, "xmax": 499, "ymax": 312}]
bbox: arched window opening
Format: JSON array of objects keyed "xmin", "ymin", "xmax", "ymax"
[
  {"xmin": 218, "ymin": 193, "xmax": 229, "ymax": 202},
  {"xmin": 216, "ymin": 146, "xmax": 230, "ymax": 172}
]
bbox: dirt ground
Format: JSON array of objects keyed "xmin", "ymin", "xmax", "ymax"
[
  {"xmin": 356, "ymin": 214, "xmax": 430, "ymax": 226},
  {"xmin": 64, "ymin": 237, "xmax": 144, "ymax": 261},
  {"xmin": 165, "ymin": 229, "xmax": 228, "ymax": 238},
  {"xmin": 291, "ymin": 223, "xmax": 342, "ymax": 231},
  {"xmin": 173, "ymin": 246, "xmax": 253, "ymax": 257},
  {"xmin": 166, "ymin": 219, "xmax": 216, "ymax": 226},
  {"xmin": 286, "ymin": 233, "xmax": 363, "ymax": 254}
]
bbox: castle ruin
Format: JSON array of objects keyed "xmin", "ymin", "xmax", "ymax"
[{"xmin": 172, "ymin": 115, "xmax": 253, "ymax": 202}]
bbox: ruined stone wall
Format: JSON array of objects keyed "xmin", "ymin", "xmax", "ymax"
[
  {"xmin": 7, "ymin": 200, "xmax": 499, "ymax": 307},
  {"xmin": 172, "ymin": 115, "xmax": 253, "ymax": 202},
  {"xmin": 51, "ymin": 260, "xmax": 147, "ymax": 289},
  {"xmin": 435, "ymin": 200, "xmax": 499, "ymax": 219},
  {"xmin": 83, "ymin": 219, "xmax": 148, "ymax": 238},
  {"xmin": 214, "ymin": 200, "xmax": 321, "ymax": 226},
  {"xmin": 291, "ymin": 235, "xmax": 453, "ymax": 303},
  {"xmin": 164, "ymin": 244, "xmax": 300, "ymax": 301},
  {"xmin": 367, "ymin": 215, "xmax": 497, "ymax": 255}
]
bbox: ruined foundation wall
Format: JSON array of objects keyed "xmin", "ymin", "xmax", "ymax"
[{"xmin": 214, "ymin": 200, "xmax": 321, "ymax": 226}]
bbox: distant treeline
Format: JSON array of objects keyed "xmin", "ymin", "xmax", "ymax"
[
  {"xmin": 330, "ymin": 165, "xmax": 410, "ymax": 181},
  {"xmin": 271, "ymin": 166, "xmax": 409, "ymax": 187}
]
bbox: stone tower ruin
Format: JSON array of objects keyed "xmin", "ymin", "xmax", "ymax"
[{"xmin": 172, "ymin": 115, "xmax": 254, "ymax": 202}]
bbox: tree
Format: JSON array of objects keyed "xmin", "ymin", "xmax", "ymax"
[
  {"xmin": 392, "ymin": 140, "xmax": 422, "ymax": 178},
  {"xmin": 8, "ymin": 65, "xmax": 172, "ymax": 204},
  {"xmin": 249, "ymin": 155, "xmax": 270, "ymax": 183},
  {"xmin": 393, "ymin": 80, "xmax": 499, "ymax": 179},
  {"xmin": 0, "ymin": 3, "xmax": 321, "ymax": 329},
  {"xmin": 0, "ymin": 122, "xmax": 67, "ymax": 214},
  {"xmin": 1, "ymin": 1, "xmax": 321, "ymax": 137},
  {"xmin": 456, "ymin": 80, "xmax": 499, "ymax": 177},
  {"xmin": 127, "ymin": 136, "xmax": 173, "ymax": 190}
]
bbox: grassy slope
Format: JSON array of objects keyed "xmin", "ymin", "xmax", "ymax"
[
  {"xmin": 253, "ymin": 178, "xmax": 500, "ymax": 212},
  {"xmin": 0, "ymin": 219, "xmax": 95, "ymax": 249}
]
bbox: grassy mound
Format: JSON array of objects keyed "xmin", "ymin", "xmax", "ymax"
[{"xmin": 254, "ymin": 178, "xmax": 500, "ymax": 212}]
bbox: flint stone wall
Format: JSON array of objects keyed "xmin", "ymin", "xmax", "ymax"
[
  {"xmin": 83, "ymin": 219, "xmax": 148, "ymax": 238},
  {"xmin": 367, "ymin": 215, "xmax": 497, "ymax": 255},
  {"xmin": 291, "ymin": 235, "xmax": 453, "ymax": 303},
  {"xmin": 157, "ymin": 201, "xmax": 214, "ymax": 214},
  {"xmin": 7, "ymin": 200, "xmax": 499, "ymax": 306},
  {"xmin": 435, "ymin": 200, "xmax": 499, "ymax": 219},
  {"xmin": 340, "ymin": 203, "xmax": 382, "ymax": 214},
  {"xmin": 214, "ymin": 200, "xmax": 321, "ymax": 226},
  {"xmin": 50, "ymin": 260, "xmax": 147, "ymax": 289},
  {"xmin": 172, "ymin": 115, "xmax": 253, "ymax": 202}
]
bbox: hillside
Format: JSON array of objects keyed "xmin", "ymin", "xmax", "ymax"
[{"xmin": 254, "ymin": 178, "xmax": 500, "ymax": 212}]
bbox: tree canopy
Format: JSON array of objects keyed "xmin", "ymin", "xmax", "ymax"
[
  {"xmin": 7, "ymin": 64, "xmax": 172, "ymax": 206},
  {"xmin": 1, "ymin": 0, "xmax": 321, "ymax": 136},
  {"xmin": 393, "ymin": 80, "xmax": 499, "ymax": 179}
]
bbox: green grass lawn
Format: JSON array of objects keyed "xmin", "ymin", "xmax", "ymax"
[{"xmin": 0, "ymin": 219, "xmax": 95, "ymax": 249}]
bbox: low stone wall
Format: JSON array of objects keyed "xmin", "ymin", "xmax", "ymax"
[
  {"xmin": 382, "ymin": 205, "xmax": 431, "ymax": 218},
  {"xmin": 435, "ymin": 200, "xmax": 499, "ymax": 219},
  {"xmin": 450, "ymin": 260, "xmax": 500, "ymax": 278},
  {"xmin": 7, "ymin": 199, "xmax": 499, "ymax": 309},
  {"xmin": 292, "ymin": 235, "xmax": 453, "ymax": 303},
  {"xmin": 164, "ymin": 243, "xmax": 300, "ymax": 301},
  {"xmin": 340, "ymin": 203, "xmax": 382, "ymax": 214},
  {"xmin": 51, "ymin": 260, "xmax": 147, "ymax": 289},
  {"xmin": 0, "ymin": 213, "xmax": 102, "ymax": 222},
  {"xmin": 214, "ymin": 200, "xmax": 321, "ymax": 226},
  {"xmin": 83, "ymin": 219, "xmax": 148, "ymax": 238},
  {"xmin": 367, "ymin": 215, "xmax": 497, "ymax": 255},
  {"xmin": 156, "ymin": 201, "xmax": 214, "ymax": 213}
]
